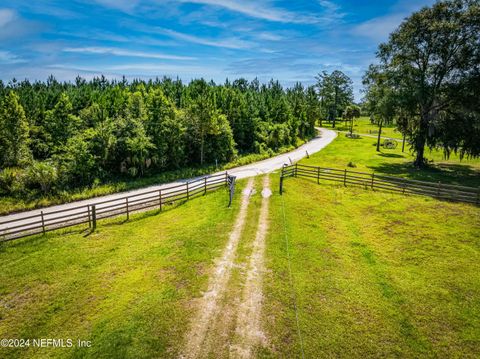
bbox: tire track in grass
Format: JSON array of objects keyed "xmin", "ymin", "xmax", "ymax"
[
  {"xmin": 181, "ymin": 177, "xmax": 255, "ymax": 359},
  {"xmin": 231, "ymin": 176, "xmax": 271, "ymax": 358}
]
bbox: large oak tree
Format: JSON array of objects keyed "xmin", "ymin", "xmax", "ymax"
[{"xmin": 366, "ymin": 0, "xmax": 480, "ymax": 166}]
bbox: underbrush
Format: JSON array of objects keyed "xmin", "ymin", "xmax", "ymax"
[{"xmin": 0, "ymin": 141, "xmax": 302, "ymax": 215}]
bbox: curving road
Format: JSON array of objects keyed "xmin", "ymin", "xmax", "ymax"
[{"xmin": 0, "ymin": 128, "xmax": 336, "ymax": 232}]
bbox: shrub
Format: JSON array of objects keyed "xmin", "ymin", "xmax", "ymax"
[
  {"xmin": 0, "ymin": 167, "xmax": 25, "ymax": 194},
  {"xmin": 347, "ymin": 161, "xmax": 357, "ymax": 168},
  {"xmin": 26, "ymin": 161, "xmax": 58, "ymax": 194}
]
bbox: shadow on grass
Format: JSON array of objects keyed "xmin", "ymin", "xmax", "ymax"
[
  {"xmin": 378, "ymin": 153, "xmax": 406, "ymax": 159},
  {"xmin": 369, "ymin": 162, "xmax": 480, "ymax": 187}
]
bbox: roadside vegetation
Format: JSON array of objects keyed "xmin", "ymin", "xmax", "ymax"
[
  {"xmin": 0, "ymin": 78, "xmax": 317, "ymax": 214},
  {"xmin": 0, "ymin": 140, "xmax": 301, "ymax": 215}
]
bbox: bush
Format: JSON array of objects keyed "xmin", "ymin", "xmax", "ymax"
[
  {"xmin": 26, "ymin": 161, "xmax": 58, "ymax": 194},
  {"xmin": 0, "ymin": 167, "xmax": 25, "ymax": 195},
  {"xmin": 345, "ymin": 133, "xmax": 361, "ymax": 139},
  {"xmin": 347, "ymin": 161, "xmax": 357, "ymax": 168}
]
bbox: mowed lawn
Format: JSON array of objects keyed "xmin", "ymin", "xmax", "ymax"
[
  {"xmin": 302, "ymin": 133, "xmax": 480, "ymax": 187},
  {"xmin": 0, "ymin": 185, "xmax": 242, "ymax": 359},
  {"xmin": 322, "ymin": 116, "xmax": 402, "ymax": 139},
  {"xmin": 1, "ymin": 130, "xmax": 479, "ymax": 358},
  {"xmin": 262, "ymin": 176, "xmax": 480, "ymax": 357}
]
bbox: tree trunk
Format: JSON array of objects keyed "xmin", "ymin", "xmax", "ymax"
[
  {"xmin": 376, "ymin": 118, "xmax": 383, "ymax": 152},
  {"xmin": 413, "ymin": 136, "xmax": 426, "ymax": 167},
  {"xmin": 200, "ymin": 135, "xmax": 205, "ymax": 165},
  {"xmin": 402, "ymin": 133, "xmax": 406, "ymax": 152},
  {"xmin": 350, "ymin": 118, "xmax": 353, "ymax": 135},
  {"xmin": 413, "ymin": 113, "xmax": 429, "ymax": 167},
  {"xmin": 333, "ymin": 88, "xmax": 338, "ymax": 129}
]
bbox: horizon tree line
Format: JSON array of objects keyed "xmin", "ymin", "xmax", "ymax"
[{"xmin": 1, "ymin": 0, "xmax": 479, "ymax": 198}]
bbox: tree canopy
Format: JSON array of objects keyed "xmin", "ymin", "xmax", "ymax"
[
  {"xmin": 316, "ymin": 70, "xmax": 354, "ymax": 128},
  {"xmin": 0, "ymin": 76, "xmax": 322, "ymax": 196},
  {"xmin": 364, "ymin": 0, "xmax": 480, "ymax": 166}
]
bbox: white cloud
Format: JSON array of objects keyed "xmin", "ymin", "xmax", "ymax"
[
  {"xmin": 353, "ymin": 14, "xmax": 406, "ymax": 42},
  {"xmin": 92, "ymin": 0, "xmax": 140, "ymax": 12},
  {"xmin": 0, "ymin": 50, "xmax": 26, "ymax": 64},
  {"xmin": 0, "ymin": 8, "xmax": 16, "ymax": 27},
  {"xmin": 176, "ymin": 0, "xmax": 321, "ymax": 24},
  {"xmin": 257, "ymin": 32, "xmax": 284, "ymax": 41},
  {"xmin": 156, "ymin": 28, "xmax": 254, "ymax": 49},
  {"xmin": 47, "ymin": 63, "xmax": 222, "ymax": 77},
  {"xmin": 62, "ymin": 47, "xmax": 195, "ymax": 61}
]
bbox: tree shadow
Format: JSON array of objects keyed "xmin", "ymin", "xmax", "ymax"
[
  {"xmin": 378, "ymin": 153, "xmax": 406, "ymax": 158},
  {"xmin": 369, "ymin": 162, "xmax": 480, "ymax": 187}
]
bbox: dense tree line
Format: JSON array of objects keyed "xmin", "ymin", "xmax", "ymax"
[
  {"xmin": 0, "ymin": 76, "xmax": 320, "ymax": 195},
  {"xmin": 363, "ymin": 0, "xmax": 480, "ymax": 166}
]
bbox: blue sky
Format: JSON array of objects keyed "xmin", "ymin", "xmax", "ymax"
[{"xmin": 0, "ymin": 0, "xmax": 435, "ymax": 100}]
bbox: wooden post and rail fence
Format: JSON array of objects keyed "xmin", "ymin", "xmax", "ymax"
[
  {"xmin": 280, "ymin": 163, "xmax": 479, "ymax": 205},
  {"xmin": 0, "ymin": 172, "xmax": 236, "ymax": 243}
]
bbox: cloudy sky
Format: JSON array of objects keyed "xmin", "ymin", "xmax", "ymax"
[{"xmin": 0, "ymin": 0, "xmax": 435, "ymax": 100}]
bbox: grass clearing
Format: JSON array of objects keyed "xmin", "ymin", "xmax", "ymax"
[
  {"xmin": 322, "ymin": 116, "xmax": 401, "ymax": 139},
  {"xmin": 1, "ymin": 128, "xmax": 479, "ymax": 358},
  {"xmin": 0, "ymin": 184, "xmax": 243, "ymax": 359},
  {"xmin": 262, "ymin": 175, "xmax": 480, "ymax": 357},
  {"xmin": 301, "ymin": 133, "xmax": 480, "ymax": 187}
]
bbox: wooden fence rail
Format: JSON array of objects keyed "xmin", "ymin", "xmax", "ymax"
[
  {"xmin": 0, "ymin": 172, "xmax": 236, "ymax": 243},
  {"xmin": 280, "ymin": 164, "xmax": 479, "ymax": 205}
]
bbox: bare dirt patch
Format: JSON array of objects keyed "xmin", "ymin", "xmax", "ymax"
[
  {"xmin": 231, "ymin": 176, "xmax": 271, "ymax": 358},
  {"xmin": 181, "ymin": 178, "xmax": 255, "ymax": 359}
]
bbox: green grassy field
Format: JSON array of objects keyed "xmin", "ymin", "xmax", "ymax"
[
  {"xmin": 263, "ymin": 175, "xmax": 480, "ymax": 357},
  {"xmin": 1, "ymin": 131, "xmax": 479, "ymax": 358},
  {"xmin": 0, "ymin": 186, "xmax": 241, "ymax": 359},
  {"xmin": 323, "ymin": 116, "xmax": 401, "ymax": 139},
  {"xmin": 302, "ymin": 133, "xmax": 480, "ymax": 187}
]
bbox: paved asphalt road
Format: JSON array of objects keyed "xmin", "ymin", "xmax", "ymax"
[{"xmin": 0, "ymin": 128, "xmax": 336, "ymax": 232}]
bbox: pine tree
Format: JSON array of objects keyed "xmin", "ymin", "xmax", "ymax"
[{"xmin": 0, "ymin": 92, "xmax": 31, "ymax": 167}]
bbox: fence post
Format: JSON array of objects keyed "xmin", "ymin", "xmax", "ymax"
[
  {"xmin": 41, "ymin": 211, "xmax": 46, "ymax": 235},
  {"xmin": 159, "ymin": 190, "xmax": 162, "ymax": 211},
  {"xmin": 92, "ymin": 205, "xmax": 97, "ymax": 230},
  {"xmin": 87, "ymin": 206, "xmax": 91, "ymax": 228},
  {"xmin": 477, "ymin": 187, "xmax": 480, "ymax": 205},
  {"xmin": 344, "ymin": 169, "xmax": 347, "ymax": 186},
  {"xmin": 371, "ymin": 173, "xmax": 375, "ymax": 190},
  {"xmin": 280, "ymin": 174, "xmax": 284, "ymax": 195},
  {"xmin": 186, "ymin": 182, "xmax": 190, "ymax": 200},
  {"xmin": 295, "ymin": 163, "xmax": 298, "ymax": 177},
  {"xmin": 228, "ymin": 175, "xmax": 235, "ymax": 207},
  {"xmin": 204, "ymin": 177, "xmax": 207, "ymax": 195},
  {"xmin": 403, "ymin": 180, "xmax": 407, "ymax": 194},
  {"xmin": 126, "ymin": 198, "xmax": 130, "ymax": 220},
  {"xmin": 437, "ymin": 181, "xmax": 441, "ymax": 197},
  {"xmin": 317, "ymin": 167, "xmax": 320, "ymax": 184},
  {"xmin": 306, "ymin": 150, "xmax": 310, "ymax": 158}
]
